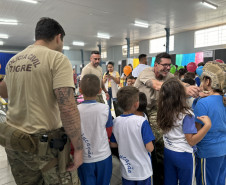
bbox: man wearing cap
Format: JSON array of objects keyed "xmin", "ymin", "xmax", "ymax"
[
  {"xmin": 194, "ymin": 61, "xmax": 226, "ymax": 185},
  {"xmin": 134, "ymin": 52, "xmax": 200, "ymax": 185},
  {"xmin": 81, "ymin": 51, "xmax": 109, "ymax": 103}
]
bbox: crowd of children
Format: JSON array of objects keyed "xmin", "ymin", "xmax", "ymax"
[{"xmin": 77, "ymin": 60, "xmax": 225, "ymax": 185}]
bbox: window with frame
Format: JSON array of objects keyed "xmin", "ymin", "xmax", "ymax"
[
  {"xmin": 149, "ymin": 36, "xmax": 174, "ymax": 54},
  {"xmin": 194, "ymin": 25, "xmax": 226, "ymax": 48},
  {"xmin": 101, "ymin": 51, "xmax": 107, "ymax": 59},
  {"xmin": 122, "ymin": 45, "xmax": 139, "ymax": 55}
]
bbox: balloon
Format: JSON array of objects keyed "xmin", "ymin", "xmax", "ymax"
[
  {"xmin": 215, "ymin": 59, "xmax": 224, "ymax": 63},
  {"xmin": 196, "ymin": 66, "xmax": 203, "ymax": 77},
  {"xmin": 170, "ymin": 65, "xmax": 176, "ymax": 74},
  {"xmin": 123, "ymin": 66, "xmax": 132, "ymax": 76},
  {"xmin": 177, "ymin": 66, "xmax": 184, "ymax": 70},
  {"xmin": 187, "ymin": 62, "xmax": 197, "ymax": 72}
]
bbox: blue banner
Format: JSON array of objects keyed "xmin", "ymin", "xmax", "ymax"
[{"xmin": 0, "ymin": 53, "xmax": 15, "ymax": 75}]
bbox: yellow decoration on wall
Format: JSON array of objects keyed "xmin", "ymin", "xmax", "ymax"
[{"xmin": 133, "ymin": 58, "xmax": 139, "ymax": 69}]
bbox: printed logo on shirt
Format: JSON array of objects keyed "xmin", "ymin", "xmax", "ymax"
[
  {"xmin": 7, "ymin": 54, "xmax": 40, "ymax": 72},
  {"xmin": 164, "ymin": 136, "xmax": 172, "ymax": 146},
  {"xmin": 81, "ymin": 133, "xmax": 93, "ymax": 158},
  {"xmin": 119, "ymin": 155, "xmax": 134, "ymax": 173}
]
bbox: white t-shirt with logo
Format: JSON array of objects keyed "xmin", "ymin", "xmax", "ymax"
[
  {"xmin": 163, "ymin": 112, "xmax": 197, "ymax": 153},
  {"xmin": 111, "ymin": 114, "xmax": 155, "ymax": 180},
  {"xmin": 78, "ymin": 100, "xmax": 113, "ymax": 163}
]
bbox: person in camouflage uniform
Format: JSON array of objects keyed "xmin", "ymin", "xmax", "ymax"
[
  {"xmin": 134, "ymin": 52, "xmax": 200, "ymax": 185},
  {"xmin": 0, "ymin": 17, "xmax": 83, "ymax": 185}
]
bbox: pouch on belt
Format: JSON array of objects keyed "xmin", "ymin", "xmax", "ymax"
[{"xmin": 0, "ymin": 122, "xmax": 36, "ymax": 153}]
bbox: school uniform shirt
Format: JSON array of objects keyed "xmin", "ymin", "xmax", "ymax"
[
  {"xmin": 111, "ymin": 114, "xmax": 155, "ymax": 181},
  {"xmin": 163, "ymin": 112, "xmax": 197, "ymax": 153},
  {"xmin": 194, "ymin": 95, "xmax": 226, "ymax": 158},
  {"xmin": 78, "ymin": 100, "xmax": 113, "ymax": 163}
]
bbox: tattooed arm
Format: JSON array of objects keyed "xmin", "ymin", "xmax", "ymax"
[{"xmin": 54, "ymin": 87, "xmax": 83, "ymax": 171}]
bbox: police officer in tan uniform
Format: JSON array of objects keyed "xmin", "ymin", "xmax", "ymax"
[
  {"xmin": 81, "ymin": 51, "xmax": 109, "ymax": 103},
  {"xmin": 0, "ymin": 17, "xmax": 83, "ymax": 185},
  {"xmin": 134, "ymin": 52, "xmax": 200, "ymax": 185}
]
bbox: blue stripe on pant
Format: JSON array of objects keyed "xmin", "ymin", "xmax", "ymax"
[
  {"xmin": 78, "ymin": 155, "xmax": 112, "ymax": 185},
  {"xmin": 122, "ymin": 176, "xmax": 152, "ymax": 185},
  {"xmin": 195, "ymin": 155, "xmax": 226, "ymax": 185},
  {"xmin": 164, "ymin": 147, "xmax": 194, "ymax": 185}
]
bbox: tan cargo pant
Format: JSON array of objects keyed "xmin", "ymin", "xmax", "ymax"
[
  {"xmin": 5, "ymin": 129, "xmax": 80, "ymax": 185},
  {"xmin": 147, "ymin": 107, "xmax": 164, "ymax": 185}
]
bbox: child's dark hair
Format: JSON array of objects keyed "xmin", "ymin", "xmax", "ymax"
[
  {"xmin": 182, "ymin": 78, "xmax": 196, "ymax": 85},
  {"xmin": 157, "ymin": 78, "xmax": 191, "ymax": 133},
  {"xmin": 117, "ymin": 86, "xmax": 139, "ymax": 111},
  {"xmin": 80, "ymin": 74, "xmax": 100, "ymax": 97},
  {"xmin": 184, "ymin": 72, "xmax": 195, "ymax": 79},
  {"xmin": 127, "ymin": 76, "xmax": 135, "ymax": 80},
  {"xmin": 137, "ymin": 92, "xmax": 147, "ymax": 112},
  {"xmin": 178, "ymin": 68, "xmax": 187, "ymax": 79}
]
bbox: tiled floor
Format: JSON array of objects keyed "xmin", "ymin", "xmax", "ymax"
[{"xmin": 0, "ymin": 146, "xmax": 16, "ymax": 185}]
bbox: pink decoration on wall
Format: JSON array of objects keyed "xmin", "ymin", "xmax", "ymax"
[{"xmin": 195, "ymin": 52, "xmax": 203, "ymax": 65}]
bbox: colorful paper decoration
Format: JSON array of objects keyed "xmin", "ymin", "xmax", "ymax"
[
  {"xmin": 195, "ymin": 52, "xmax": 204, "ymax": 65},
  {"xmin": 151, "ymin": 57, "xmax": 155, "ymax": 67},
  {"xmin": 133, "ymin": 58, "xmax": 139, "ymax": 69},
  {"xmin": 176, "ymin": 54, "xmax": 183, "ymax": 66}
]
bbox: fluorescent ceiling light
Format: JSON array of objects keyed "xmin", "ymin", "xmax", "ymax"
[
  {"xmin": 0, "ymin": 34, "xmax": 9, "ymax": 39},
  {"xmin": 0, "ymin": 41, "xmax": 4, "ymax": 45},
  {"xmin": 73, "ymin": 41, "xmax": 85, "ymax": 46},
  {"xmin": 134, "ymin": 20, "xmax": 149, "ymax": 28},
  {"xmin": 63, "ymin": 46, "xmax": 70, "ymax": 50},
  {"xmin": 0, "ymin": 19, "xmax": 18, "ymax": 25},
  {"xmin": 19, "ymin": 0, "xmax": 38, "ymax": 4},
  {"xmin": 202, "ymin": 1, "xmax": 218, "ymax": 9},
  {"xmin": 97, "ymin": 33, "xmax": 110, "ymax": 39}
]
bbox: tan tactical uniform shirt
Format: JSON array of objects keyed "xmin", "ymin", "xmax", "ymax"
[
  {"xmin": 134, "ymin": 67, "xmax": 173, "ymax": 110},
  {"xmin": 4, "ymin": 45, "xmax": 74, "ymax": 134},
  {"xmin": 81, "ymin": 62, "xmax": 103, "ymax": 88}
]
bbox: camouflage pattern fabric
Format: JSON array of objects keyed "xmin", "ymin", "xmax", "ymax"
[
  {"xmin": 5, "ymin": 130, "xmax": 80, "ymax": 185},
  {"xmin": 147, "ymin": 107, "xmax": 164, "ymax": 185},
  {"xmin": 96, "ymin": 94, "xmax": 105, "ymax": 104}
]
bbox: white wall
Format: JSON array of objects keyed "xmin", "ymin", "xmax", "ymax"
[
  {"xmin": 139, "ymin": 30, "xmax": 226, "ymax": 57},
  {"xmin": 3, "ymin": 29, "xmax": 225, "ymax": 74}
]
